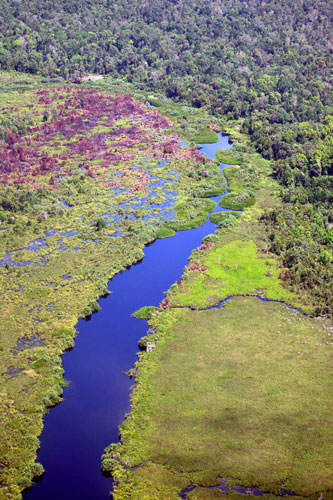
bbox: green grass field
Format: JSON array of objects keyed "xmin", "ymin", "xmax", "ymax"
[{"xmin": 170, "ymin": 239, "xmax": 300, "ymax": 309}]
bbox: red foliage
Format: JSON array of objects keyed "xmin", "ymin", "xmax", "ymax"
[
  {"xmin": 187, "ymin": 261, "xmax": 208, "ymax": 272},
  {"xmin": 197, "ymin": 242, "xmax": 213, "ymax": 251},
  {"xmin": 160, "ymin": 297, "xmax": 170, "ymax": 309},
  {"xmin": 0, "ymin": 87, "xmax": 204, "ymax": 193},
  {"xmin": 5, "ymin": 130, "xmax": 17, "ymax": 145}
]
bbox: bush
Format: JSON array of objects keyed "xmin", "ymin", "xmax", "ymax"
[
  {"xmin": 42, "ymin": 384, "xmax": 63, "ymax": 408},
  {"xmin": 82, "ymin": 300, "xmax": 101, "ymax": 317},
  {"xmin": 95, "ymin": 218, "xmax": 106, "ymax": 231}
]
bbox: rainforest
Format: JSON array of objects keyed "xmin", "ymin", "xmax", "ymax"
[{"xmin": 0, "ymin": 1, "xmax": 332, "ymax": 500}]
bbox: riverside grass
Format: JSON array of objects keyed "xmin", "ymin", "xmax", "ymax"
[
  {"xmin": 219, "ymin": 165, "xmax": 257, "ymax": 210},
  {"xmin": 215, "ymin": 149, "xmax": 241, "ymax": 164},
  {"xmin": 109, "ymin": 298, "xmax": 333, "ymax": 500}
]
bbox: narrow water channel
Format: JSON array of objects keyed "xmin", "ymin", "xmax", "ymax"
[{"xmin": 25, "ymin": 134, "xmax": 234, "ymax": 500}]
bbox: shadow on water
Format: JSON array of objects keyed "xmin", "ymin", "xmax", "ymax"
[{"xmin": 24, "ymin": 135, "xmax": 233, "ymax": 500}]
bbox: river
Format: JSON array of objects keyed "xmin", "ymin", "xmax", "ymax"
[{"xmin": 24, "ymin": 133, "xmax": 234, "ymax": 499}]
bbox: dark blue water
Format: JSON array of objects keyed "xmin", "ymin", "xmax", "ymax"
[
  {"xmin": 179, "ymin": 479, "xmax": 295, "ymax": 499},
  {"xmin": 24, "ymin": 135, "xmax": 233, "ymax": 500}
]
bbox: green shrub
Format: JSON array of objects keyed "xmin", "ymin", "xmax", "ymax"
[
  {"xmin": 42, "ymin": 384, "xmax": 63, "ymax": 408},
  {"xmin": 82, "ymin": 300, "xmax": 101, "ymax": 317},
  {"xmin": 95, "ymin": 218, "xmax": 106, "ymax": 231},
  {"xmin": 30, "ymin": 355, "xmax": 50, "ymax": 370}
]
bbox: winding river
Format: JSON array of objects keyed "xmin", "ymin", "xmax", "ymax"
[{"xmin": 25, "ymin": 134, "xmax": 234, "ymax": 499}]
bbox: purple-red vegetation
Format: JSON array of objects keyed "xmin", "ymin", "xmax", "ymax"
[
  {"xmin": 187, "ymin": 261, "xmax": 208, "ymax": 272},
  {"xmin": 0, "ymin": 87, "xmax": 202, "ymax": 191},
  {"xmin": 197, "ymin": 242, "xmax": 213, "ymax": 251},
  {"xmin": 160, "ymin": 297, "xmax": 170, "ymax": 309}
]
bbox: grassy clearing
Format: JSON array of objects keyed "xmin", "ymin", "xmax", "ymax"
[
  {"xmin": 170, "ymin": 239, "xmax": 300, "ymax": 309},
  {"xmin": 110, "ymin": 297, "xmax": 333, "ymax": 499}
]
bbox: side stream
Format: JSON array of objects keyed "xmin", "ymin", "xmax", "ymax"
[{"xmin": 24, "ymin": 134, "xmax": 235, "ymax": 500}]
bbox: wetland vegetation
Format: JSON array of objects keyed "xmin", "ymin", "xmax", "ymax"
[
  {"xmin": 103, "ymin": 144, "xmax": 333, "ymax": 500},
  {"xmin": 106, "ymin": 298, "xmax": 332, "ymax": 500},
  {"xmin": 0, "ymin": 75, "xmax": 231, "ymax": 498},
  {"xmin": 0, "ymin": 0, "xmax": 332, "ymax": 498}
]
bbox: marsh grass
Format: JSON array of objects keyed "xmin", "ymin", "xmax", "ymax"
[
  {"xmin": 219, "ymin": 166, "xmax": 257, "ymax": 210},
  {"xmin": 188, "ymin": 490, "xmax": 305, "ymax": 500},
  {"xmin": 166, "ymin": 199, "xmax": 216, "ymax": 231},
  {"xmin": 155, "ymin": 226, "xmax": 176, "ymax": 239},
  {"xmin": 170, "ymin": 239, "xmax": 300, "ymax": 309},
  {"xmin": 193, "ymin": 128, "xmax": 219, "ymax": 144},
  {"xmin": 209, "ymin": 212, "xmax": 241, "ymax": 224},
  {"xmin": 107, "ymin": 137, "xmax": 331, "ymax": 499},
  {"xmin": 132, "ymin": 306, "xmax": 158, "ymax": 319},
  {"xmin": 219, "ymin": 192, "xmax": 256, "ymax": 210},
  {"xmin": 114, "ymin": 298, "xmax": 333, "ymax": 499},
  {"xmin": 215, "ymin": 149, "xmax": 241, "ymax": 164}
]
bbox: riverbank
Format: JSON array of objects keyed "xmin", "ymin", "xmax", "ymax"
[{"xmin": 103, "ymin": 145, "xmax": 333, "ymax": 499}]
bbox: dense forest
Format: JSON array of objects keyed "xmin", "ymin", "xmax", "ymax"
[{"xmin": 0, "ymin": 0, "xmax": 332, "ymax": 312}]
